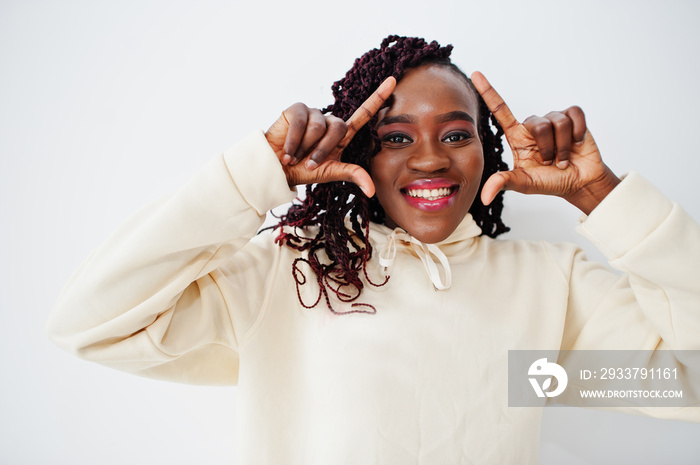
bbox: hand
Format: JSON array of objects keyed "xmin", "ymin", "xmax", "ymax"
[
  {"xmin": 471, "ymin": 72, "xmax": 621, "ymax": 215},
  {"xmin": 265, "ymin": 77, "xmax": 397, "ymax": 198}
]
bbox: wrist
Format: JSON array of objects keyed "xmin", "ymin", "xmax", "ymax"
[{"xmin": 565, "ymin": 167, "xmax": 621, "ymax": 215}]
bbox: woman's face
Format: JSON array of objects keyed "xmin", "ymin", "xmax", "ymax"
[{"xmin": 370, "ymin": 65, "xmax": 484, "ymax": 244}]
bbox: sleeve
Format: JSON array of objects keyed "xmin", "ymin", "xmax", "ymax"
[
  {"xmin": 562, "ymin": 172, "xmax": 700, "ymax": 352},
  {"xmin": 555, "ymin": 172, "xmax": 700, "ymax": 419},
  {"xmin": 46, "ymin": 130, "xmax": 297, "ymax": 385}
]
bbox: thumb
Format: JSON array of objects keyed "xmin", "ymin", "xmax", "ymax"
[
  {"xmin": 481, "ymin": 170, "xmax": 535, "ymax": 205},
  {"xmin": 316, "ymin": 161, "xmax": 376, "ymax": 198},
  {"xmin": 482, "ymin": 169, "xmax": 547, "ymax": 204},
  {"xmin": 480, "ymin": 171, "xmax": 510, "ymax": 205}
]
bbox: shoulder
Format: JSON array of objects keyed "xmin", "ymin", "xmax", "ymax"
[
  {"xmin": 475, "ymin": 235, "xmax": 584, "ymax": 279},
  {"xmin": 477, "ymin": 234, "xmax": 579, "ymax": 256}
]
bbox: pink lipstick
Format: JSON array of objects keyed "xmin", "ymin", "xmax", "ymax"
[{"xmin": 401, "ymin": 179, "xmax": 459, "ymax": 212}]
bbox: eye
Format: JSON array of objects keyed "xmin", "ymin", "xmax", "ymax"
[
  {"xmin": 442, "ymin": 131, "xmax": 472, "ymax": 143},
  {"xmin": 381, "ymin": 133, "xmax": 413, "ymax": 145}
]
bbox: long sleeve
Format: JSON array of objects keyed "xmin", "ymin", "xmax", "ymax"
[
  {"xmin": 560, "ymin": 172, "xmax": 700, "ymax": 352},
  {"xmin": 46, "ymin": 131, "xmax": 297, "ymax": 385},
  {"xmin": 543, "ymin": 173, "xmax": 700, "ymax": 418}
]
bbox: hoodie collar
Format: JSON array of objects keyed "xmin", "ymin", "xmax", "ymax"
[{"xmin": 369, "ymin": 214, "xmax": 482, "ymax": 290}]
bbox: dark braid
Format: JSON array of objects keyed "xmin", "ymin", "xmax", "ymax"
[{"xmin": 274, "ymin": 35, "xmax": 509, "ymax": 314}]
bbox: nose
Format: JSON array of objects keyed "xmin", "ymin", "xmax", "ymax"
[{"xmin": 405, "ymin": 140, "xmax": 450, "ymax": 173}]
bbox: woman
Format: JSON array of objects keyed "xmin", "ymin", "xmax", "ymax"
[{"xmin": 47, "ymin": 36, "xmax": 700, "ymax": 463}]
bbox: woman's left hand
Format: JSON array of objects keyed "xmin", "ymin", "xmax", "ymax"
[{"xmin": 471, "ymin": 72, "xmax": 621, "ymax": 215}]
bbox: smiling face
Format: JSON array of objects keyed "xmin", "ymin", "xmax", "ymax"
[{"xmin": 370, "ymin": 64, "xmax": 484, "ymax": 244}]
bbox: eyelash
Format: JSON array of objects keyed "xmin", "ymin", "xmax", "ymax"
[
  {"xmin": 380, "ymin": 131, "xmax": 473, "ymax": 145},
  {"xmin": 381, "ymin": 133, "xmax": 413, "ymax": 144},
  {"xmin": 442, "ymin": 131, "xmax": 472, "ymax": 143}
]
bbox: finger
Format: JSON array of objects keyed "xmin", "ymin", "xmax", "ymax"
[
  {"xmin": 481, "ymin": 169, "xmax": 535, "ymax": 205},
  {"xmin": 523, "ymin": 115, "xmax": 555, "ymax": 165},
  {"xmin": 564, "ymin": 106, "xmax": 587, "ymax": 143},
  {"xmin": 336, "ymin": 76, "xmax": 397, "ymax": 152},
  {"xmin": 470, "ymin": 71, "xmax": 519, "ymax": 134},
  {"xmin": 480, "ymin": 172, "xmax": 509, "ymax": 206},
  {"xmin": 316, "ymin": 162, "xmax": 376, "ymax": 198},
  {"xmin": 305, "ymin": 116, "xmax": 348, "ymax": 169},
  {"xmin": 293, "ymin": 108, "xmax": 327, "ymax": 163},
  {"xmin": 545, "ymin": 111, "xmax": 574, "ymax": 169},
  {"xmin": 282, "ymin": 103, "xmax": 309, "ymax": 164}
]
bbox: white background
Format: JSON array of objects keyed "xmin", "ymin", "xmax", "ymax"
[{"xmin": 2, "ymin": 0, "xmax": 699, "ymax": 463}]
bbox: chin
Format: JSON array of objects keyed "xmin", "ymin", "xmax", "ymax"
[{"xmin": 402, "ymin": 222, "xmax": 458, "ymax": 244}]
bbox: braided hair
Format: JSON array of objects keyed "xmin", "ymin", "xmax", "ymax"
[{"xmin": 274, "ymin": 35, "xmax": 509, "ymax": 314}]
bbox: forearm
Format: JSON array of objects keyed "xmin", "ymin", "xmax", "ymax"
[
  {"xmin": 47, "ymin": 131, "xmax": 296, "ymax": 365},
  {"xmin": 573, "ymin": 172, "xmax": 700, "ymax": 349}
]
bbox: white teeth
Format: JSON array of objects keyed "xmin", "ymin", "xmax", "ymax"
[{"xmin": 406, "ymin": 187, "xmax": 454, "ymax": 200}]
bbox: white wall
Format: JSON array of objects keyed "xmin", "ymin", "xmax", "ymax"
[{"xmin": 1, "ymin": 0, "xmax": 699, "ymax": 463}]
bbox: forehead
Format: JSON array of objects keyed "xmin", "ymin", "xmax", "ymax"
[{"xmin": 383, "ymin": 65, "xmax": 479, "ymax": 116}]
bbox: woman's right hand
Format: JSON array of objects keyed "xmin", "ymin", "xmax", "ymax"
[{"xmin": 265, "ymin": 77, "xmax": 396, "ymax": 198}]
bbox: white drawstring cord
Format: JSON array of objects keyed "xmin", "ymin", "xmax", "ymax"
[{"xmin": 378, "ymin": 229, "xmax": 452, "ymax": 290}]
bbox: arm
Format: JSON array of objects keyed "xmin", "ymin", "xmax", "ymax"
[
  {"xmin": 470, "ymin": 72, "xmax": 699, "ymax": 352},
  {"xmin": 47, "ymin": 131, "xmax": 297, "ymax": 384},
  {"xmin": 558, "ymin": 175, "xmax": 700, "ymax": 420},
  {"xmin": 473, "ymin": 75, "xmax": 700, "ymax": 417},
  {"xmin": 569, "ymin": 172, "xmax": 700, "ymax": 351}
]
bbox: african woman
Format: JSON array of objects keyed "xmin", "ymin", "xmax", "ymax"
[{"xmin": 48, "ymin": 36, "xmax": 700, "ymax": 463}]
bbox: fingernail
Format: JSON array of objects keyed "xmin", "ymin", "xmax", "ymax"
[
  {"xmin": 305, "ymin": 159, "xmax": 318, "ymax": 170},
  {"xmin": 281, "ymin": 154, "xmax": 292, "ymax": 165},
  {"xmin": 543, "ymin": 159, "xmax": 554, "ymax": 166},
  {"xmin": 557, "ymin": 160, "xmax": 569, "ymax": 169}
]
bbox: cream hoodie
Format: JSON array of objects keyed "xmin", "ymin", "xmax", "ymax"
[{"xmin": 47, "ymin": 131, "xmax": 700, "ymax": 464}]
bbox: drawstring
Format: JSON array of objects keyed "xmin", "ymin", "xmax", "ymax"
[{"xmin": 378, "ymin": 229, "xmax": 452, "ymax": 290}]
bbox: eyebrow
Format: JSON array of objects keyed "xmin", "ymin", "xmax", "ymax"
[
  {"xmin": 376, "ymin": 111, "xmax": 475, "ymax": 129},
  {"xmin": 435, "ymin": 111, "xmax": 476, "ymax": 125},
  {"xmin": 376, "ymin": 114, "xmax": 418, "ymax": 128}
]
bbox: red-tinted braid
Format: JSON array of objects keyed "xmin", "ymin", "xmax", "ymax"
[{"xmin": 273, "ymin": 35, "xmax": 509, "ymax": 314}]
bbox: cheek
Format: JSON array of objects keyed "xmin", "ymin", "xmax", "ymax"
[
  {"xmin": 467, "ymin": 150, "xmax": 485, "ymax": 184},
  {"xmin": 369, "ymin": 154, "xmax": 393, "ymax": 192}
]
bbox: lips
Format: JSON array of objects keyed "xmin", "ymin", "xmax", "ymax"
[{"xmin": 400, "ymin": 178, "xmax": 459, "ymax": 211}]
